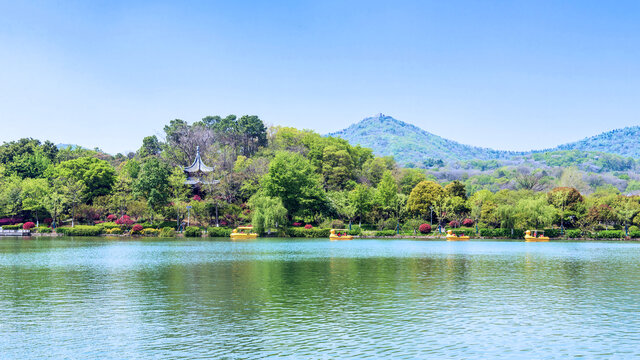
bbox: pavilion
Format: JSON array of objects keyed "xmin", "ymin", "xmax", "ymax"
[{"xmin": 184, "ymin": 146, "xmax": 219, "ymax": 186}]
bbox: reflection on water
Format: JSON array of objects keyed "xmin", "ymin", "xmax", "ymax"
[{"xmin": 0, "ymin": 238, "xmax": 639, "ymax": 359}]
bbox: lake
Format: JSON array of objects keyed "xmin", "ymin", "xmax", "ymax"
[{"xmin": 0, "ymin": 238, "xmax": 638, "ymax": 359}]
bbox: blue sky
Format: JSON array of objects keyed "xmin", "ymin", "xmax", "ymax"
[{"xmin": 1, "ymin": 0, "xmax": 639, "ymax": 154}]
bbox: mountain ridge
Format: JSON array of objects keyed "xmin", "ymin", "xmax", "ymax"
[{"xmin": 329, "ymin": 114, "xmax": 640, "ymax": 164}]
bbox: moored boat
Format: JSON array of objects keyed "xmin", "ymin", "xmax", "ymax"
[
  {"xmin": 524, "ymin": 230, "xmax": 549, "ymax": 242},
  {"xmin": 230, "ymin": 226, "xmax": 258, "ymax": 240},
  {"xmin": 446, "ymin": 229, "xmax": 469, "ymax": 241},
  {"xmin": 329, "ymin": 229, "xmax": 353, "ymax": 241}
]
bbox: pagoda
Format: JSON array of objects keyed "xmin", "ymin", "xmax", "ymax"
[{"xmin": 184, "ymin": 146, "xmax": 218, "ymax": 185}]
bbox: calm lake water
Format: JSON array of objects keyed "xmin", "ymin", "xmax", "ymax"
[{"xmin": 0, "ymin": 238, "xmax": 639, "ymax": 359}]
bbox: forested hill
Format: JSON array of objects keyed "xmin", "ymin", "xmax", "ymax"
[
  {"xmin": 330, "ymin": 114, "xmax": 640, "ymax": 165},
  {"xmin": 554, "ymin": 126, "xmax": 640, "ymax": 158},
  {"xmin": 328, "ymin": 114, "xmax": 515, "ymax": 164}
]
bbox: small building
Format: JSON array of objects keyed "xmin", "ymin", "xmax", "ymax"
[{"xmin": 184, "ymin": 146, "xmax": 219, "ymax": 186}]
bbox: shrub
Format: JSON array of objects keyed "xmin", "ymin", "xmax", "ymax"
[
  {"xmin": 159, "ymin": 227, "xmax": 175, "ymax": 237},
  {"xmin": 107, "ymin": 228, "xmax": 123, "ymax": 235},
  {"xmin": 304, "ymin": 224, "xmax": 313, "ymax": 229},
  {"xmin": 595, "ymin": 230, "xmax": 624, "ymax": 239},
  {"xmin": 292, "ymin": 222, "xmax": 302, "ymax": 227},
  {"xmin": 419, "ymin": 223, "xmax": 431, "ymax": 234},
  {"xmin": 543, "ymin": 229, "xmax": 560, "ymax": 238},
  {"xmin": 565, "ymin": 229, "xmax": 582, "ymax": 238},
  {"xmin": 462, "ymin": 218, "xmax": 474, "ymax": 227},
  {"xmin": 629, "ymin": 225, "xmax": 639, "ymax": 232},
  {"xmin": 448, "ymin": 221, "xmax": 460, "ymax": 228},
  {"xmin": 107, "ymin": 214, "xmax": 117, "ymax": 221},
  {"xmin": 100, "ymin": 222, "xmax": 120, "ymax": 229},
  {"xmin": 629, "ymin": 230, "xmax": 640, "ymax": 239},
  {"xmin": 23, "ymin": 222, "xmax": 36, "ymax": 230},
  {"xmin": 348, "ymin": 226, "xmax": 362, "ymax": 236},
  {"xmin": 115, "ymin": 215, "xmax": 134, "ymax": 227},
  {"xmin": 138, "ymin": 222, "xmax": 154, "ymax": 229},
  {"xmin": 3, "ymin": 224, "xmax": 22, "ymax": 230},
  {"xmin": 285, "ymin": 227, "xmax": 330, "ymax": 238},
  {"xmin": 375, "ymin": 230, "xmax": 397, "ymax": 237},
  {"xmin": 207, "ymin": 227, "xmax": 232, "ymax": 237},
  {"xmin": 131, "ymin": 224, "xmax": 144, "ymax": 234},
  {"xmin": 57, "ymin": 225, "xmax": 104, "ymax": 236},
  {"xmin": 193, "ymin": 195, "xmax": 202, "ymax": 201},
  {"xmin": 35, "ymin": 226, "xmax": 52, "ymax": 233},
  {"xmin": 479, "ymin": 228, "xmax": 524, "ymax": 238},
  {"xmin": 184, "ymin": 226, "xmax": 202, "ymax": 238},
  {"xmin": 142, "ymin": 228, "xmax": 159, "ymax": 237}
]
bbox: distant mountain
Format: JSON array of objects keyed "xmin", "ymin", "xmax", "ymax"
[
  {"xmin": 328, "ymin": 114, "xmax": 515, "ymax": 164},
  {"xmin": 554, "ymin": 127, "xmax": 640, "ymax": 158},
  {"xmin": 329, "ymin": 114, "xmax": 640, "ymax": 165}
]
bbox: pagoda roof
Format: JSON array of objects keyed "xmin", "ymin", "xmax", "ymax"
[{"xmin": 184, "ymin": 146, "xmax": 214, "ymax": 173}]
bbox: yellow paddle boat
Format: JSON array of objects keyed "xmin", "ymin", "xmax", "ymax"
[
  {"xmin": 446, "ymin": 229, "xmax": 470, "ymax": 241},
  {"xmin": 330, "ymin": 229, "xmax": 353, "ymax": 241},
  {"xmin": 230, "ymin": 226, "xmax": 258, "ymax": 240},
  {"xmin": 524, "ymin": 230, "xmax": 549, "ymax": 242}
]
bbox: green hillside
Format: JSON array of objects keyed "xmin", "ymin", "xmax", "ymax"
[
  {"xmin": 328, "ymin": 114, "xmax": 514, "ymax": 164},
  {"xmin": 330, "ymin": 114, "xmax": 640, "ymax": 165},
  {"xmin": 555, "ymin": 126, "xmax": 640, "ymax": 157}
]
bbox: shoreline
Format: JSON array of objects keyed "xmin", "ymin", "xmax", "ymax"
[{"xmin": 22, "ymin": 233, "xmax": 640, "ymax": 241}]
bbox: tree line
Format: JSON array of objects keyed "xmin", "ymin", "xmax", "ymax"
[{"xmin": 1, "ymin": 116, "xmax": 640, "ymax": 236}]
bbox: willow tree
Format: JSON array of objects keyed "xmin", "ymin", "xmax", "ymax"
[{"xmin": 249, "ymin": 194, "xmax": 287, "ymax": 235}]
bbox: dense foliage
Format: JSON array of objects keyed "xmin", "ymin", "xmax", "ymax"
[{"xmin": 3, "ymin": 114, "xmax": 640, "ymax": 238}]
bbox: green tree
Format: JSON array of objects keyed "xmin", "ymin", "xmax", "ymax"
[
  {"xmin": 42, "ymin": 185, "xmax": 68, "ymax": 230},
  {"xmin": 514, "ymin": 196, "xmax": 556, "ymax": 229},
  {"xmin": 547, "ymin": 187, "xmax": 584, "ymax": 230},
  {"xmin": 60, "ymin": 177, "xmax": 86, "ymax": 227},
  {"xmin": 262, "ymin": 151, "xmax": 327, "ymax": 218},
  {"xmin": 21, "ymin": 178, "xmax": 48, "ymax": 225},
  {"xmin": 0, "ymin": 176, "xmax": 22, "ymax": 219},
  {"xmin": 51, "ymin": 157, "xmax": 116, "ymax": 201},
  {"xmin": 138, "ymin": 135, "xmax": 162, "ymax": 158},
  {"xmin": 322, "ymin": 145, "xmax": 354, "ymax": 191},
  {"xmin": 168, "ymin": 167, "xmax": 190, "ymax": 227},
  {"xmin": 376, "ymin": 170, "xmax": 399, "ymax": 219},
  {"xmin": 327, "ymin": 190, "xmax": 355, "ymax": 223},
  {"xmin": 406, "ymin": 181, "xmax": 444, "ymax": 219},
  {"xmin": 349, "ymin": 184, "xmax": 373, "ymax": 226},
  {"xmin": 398, "ymin": 168, "xmax": 427, "ymax": 196},
  {"xmin": 444, "ymin": 180, "xmax": 467, "ymax": 200},
  {"xmin": 134, "ymin": 158, "xmax": 171, "ymax": 221},
  {"xmin": 249, "ymin": 194, "xmax": 288, "ymax": 234}
]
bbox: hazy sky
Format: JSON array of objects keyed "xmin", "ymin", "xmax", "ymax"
[{"xmin": 1, "ymin": 1, "xmax": 639, "ymax": 154}]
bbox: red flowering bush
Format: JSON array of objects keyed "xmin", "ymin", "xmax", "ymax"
[
  {"xmin": 116, "ymin": 215, "xmax": 134, "ymax": 227},
  {"xmin": 448, "ymin": 221, "xmax": 460, "ymax": 228},
  {"xmin": 23, "ymin": 222, "xmax": 36, "ymax": 230},
  {"xmin": 304, "ymin": 224, "xmax": 313, "ymax": 229},
  {"xmin": 462, "ymin": 218, "xmax": 474, "ymax": 227},
  {"xmin": 95, "ymin": 220, "xmax": 105, "ymax": 224},
  {"xmin": 131, "ymin": 224, "xmax": 143, "ymax": 234},
  {"xmin": 419, "ymin": 223, "xmax": 431, "ymax": 234},
  {"xmin": 107, "ymin": 214, "xmax": 117, "ymax": 221},
  {"xmin": 193, "ymin": 195, "xmax": 202, "ymax": 201},
  {"xmin": 293, "ymin": 222, "xmax": 302, "ymax": 227}
]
